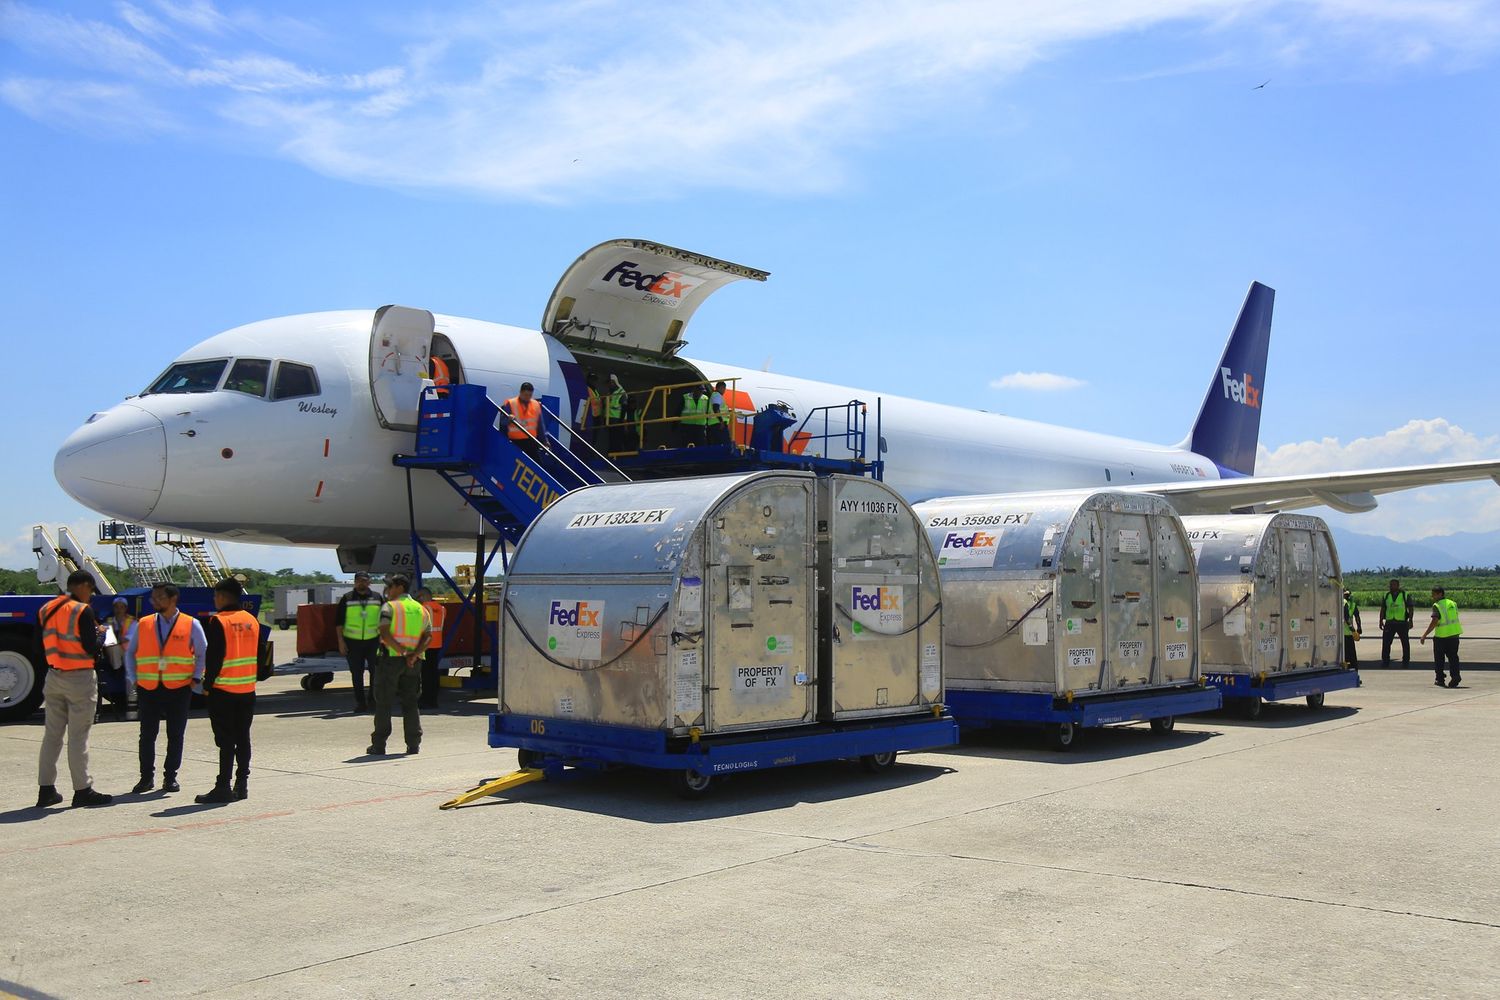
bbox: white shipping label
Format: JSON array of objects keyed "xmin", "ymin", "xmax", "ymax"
[
  {"xmin": 565, "ymin": 508, "xmax": 675, "ymax": 529},
  {"xmin": 734, "ymin": 664, "xmax": 789, "ymax": 704},
  {"xmin": 1294, "ymin": 636, "xmax": 1311, "ymax": 650},
  {"xmin": 920, "ymin": 642, "xmax": 940, "ymax": 692},
  {"xmin": 1323, "ymin": 635, "xmax": 1337, "ymax": 648},
  {"xmin": 849, "ymin": 585, "xmax": 903, "ymax": 635},
  {"xmin": 1175, "ymin": 616, "xmax": 1190, "ymax": 633},
  {"xmin": 937, "ymin": 528, "xmax": 1002, "ymax": 567},
  {"xmin": 1165, "ymin": 642, "xmax": 1189, "ymax": 661},
  {"xmin": 1258, "ymin": 637, "xmax": 1278, "ymax": 654},
  {"xmin": 674, "ymin": 649, "xmax": 702, "ymax": 716},
  {"xmin": 1064, "ymin": 617, "xmax": 1083, "ymax": 636},
  {"xmin": 1067, "ymin": 647, "xmax": 1096, "ymax": 668},
  {"xmin": 1223, "ymin": 609, "xmax": 1246, "ymax": 636},
  {"xmin": 1117, "ymin": 639, "xmax": 1146, "ymax": 659},
  {"xmin": 1022, "ymin": 618, "xmax": 1048, "ymax": 646},
  {"xmin": 1290, "ymin": 617, "xmax": 1301, "ymax": 632},
  {"xmin": 765, "ymin": 635, "xmax": 793, "ymax": 654},
  {"xmin": 1117, "ymin": 529, "xmax": 1142, "ymax": 554},
  {"xmin": 546, "ymin": 599, "xmax": 604, "ymax": 660},
  {"xmin": 556, "ymin": 695, "xmax": 574, "ymax": 716}
]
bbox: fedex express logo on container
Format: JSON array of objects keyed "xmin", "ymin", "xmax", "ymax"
[
  {"xmin": 850, "ymin": 585, "xmax": 904, "ymax": 630},
  {"xmin": 596, "ymin": 260, "xmax": 698, "ymax": 309},
  {"xmin": 938, "ymin": 530, "xmax": 1001, "ymax": 568},
  {"xmin": 549, "ymin": 601, "xmax": 601, "ymax": 628},
  {"xmin": 1220, "ymin": 367, "xmax": 1261, "ymax": 409}
]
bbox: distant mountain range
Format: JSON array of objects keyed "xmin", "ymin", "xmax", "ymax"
[{"xmin": 1336, "ymin": 529, "xmax": 1500, "ymax": 572}]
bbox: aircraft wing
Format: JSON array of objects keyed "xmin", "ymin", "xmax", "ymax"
[{"xmin": 1119, "ymin": 460, "xmax": 1500, "ymax": 515}]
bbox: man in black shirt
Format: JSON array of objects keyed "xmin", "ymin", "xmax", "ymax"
[
  {"xmin": 1378, "ymin": 578, "xmax": 1415, "ymax": 669},
  {"xmin": 336, "ymin": 573, "xmax": 384, "ymax": 711}
]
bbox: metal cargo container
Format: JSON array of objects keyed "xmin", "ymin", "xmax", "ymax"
[
  {"xmin": 915, "ymin": 490, "xmax": 1200, "ymax": 697},
  {"xmin": 500, "ymin": 472, "xmax": 820, "ymax": 736},
  {"xmin": 1183, "ymin": 513, "xmax": 1344, "ymax": 677},
  {"xmin": 819, "ymin": 476, "xmax": 944, "ymax": 720}
]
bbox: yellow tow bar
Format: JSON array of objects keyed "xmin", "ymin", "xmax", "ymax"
[{"xmin": 439, "ymin": 768, "xmax": 546, "ymax": 810}]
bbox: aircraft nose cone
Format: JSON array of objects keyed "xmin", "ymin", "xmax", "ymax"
[{"xmin": 54, "ymin": 403, "xmax": 167, "ymax": 521}]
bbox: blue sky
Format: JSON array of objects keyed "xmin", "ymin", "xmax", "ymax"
[{"xmin": 2, "ymin": 0, "xmax": 1498, "ymax": 575}]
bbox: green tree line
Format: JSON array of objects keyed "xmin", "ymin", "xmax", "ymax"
[{"xmin": 1345, "ymin": 569, "xmax": 1500, "ymax": 611}]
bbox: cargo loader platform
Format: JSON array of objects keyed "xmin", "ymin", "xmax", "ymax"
[
  {"xmin": 945, "ymin": 683, "xmax": 1224, "ymax": 750},
  {"xmin": 439, "ymin": 711, "xmax": 959, "ymax": 805},
  {"xmin": 1204, "ymin": 666, "xmax": 1361, "ymax": 719}
]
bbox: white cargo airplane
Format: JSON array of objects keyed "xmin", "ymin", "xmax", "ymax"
[{"xmin": 54, "ymin": 239, "xmax": 1500, "ymax": 572}]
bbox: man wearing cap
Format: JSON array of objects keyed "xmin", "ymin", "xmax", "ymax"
[
  {"xmin": 337, "ymin": 572, "xmax": 383, "ymax": 712},
  {"xmin": 34, "ymin": 570, "xmax": 113, "ymax": 808},
  {"xmin": 1342, "ymin": 589, "xmax": 1362, "ymax": 669},
  {"xmin": 367, "ymin": 575, "xmax": 431, "ymax": 756}
]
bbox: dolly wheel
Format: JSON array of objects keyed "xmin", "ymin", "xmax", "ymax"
[
  {"xmin": 672, "ymin": 768, "xmax": 714, "ymax": 799},
  {"xmin": 517, "ymin": 749, "xmax": 542, "ymax": 770},
  {"xmin": 1048, "ymin": 722, "xmax": 1079, "ymax": 751},
  {"xmin": 860, "ymin": 751, "xmax": 897, "ymax": 773},
  {"xmin": 1240, "ymin": 697, "xmax": 1264, "ymax": 721},
  {"xmin": 1150, "ymin": 716, "xmax": 1175, "ymax": 735},
  {"xmin": 299, "ymin": 675, "xmax": 314, "ymax": 691},
  {"xmin": 1305, "ymin": 692, "xmax": 1326, "ymax": 710}
]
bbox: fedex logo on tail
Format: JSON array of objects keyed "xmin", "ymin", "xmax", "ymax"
[
  {"xmin": 549, "ymin": 601, "xmax": 601, "ymax": 628},
  {"xmin": 1220, "ymin": 367, "xmax": 1260, "ymax": 409}
]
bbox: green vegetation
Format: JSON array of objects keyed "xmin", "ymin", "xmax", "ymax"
[
  {"xmin": 0, "ymin": 564, "xmax": 338, "ymax": 597},
  {"xmin": 1345, "ymin": 568, "xmax": 1500, "ymax": 610}
]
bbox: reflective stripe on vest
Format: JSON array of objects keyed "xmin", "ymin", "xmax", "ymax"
[
  {"xmin": 423, "ymin": 600, "xmax": 446, "ymax": 644},
  {"xmin": 343, "ymin": 596, "xmax": 382, "ymax": 640},
  {"xmin": 588, "ymin": 388, "xmax": 602, "ymax": 417},
  {"xmin": 504, "ymin": 397, "xmax": 541, "ymax": 440},
  {"xmin": 40, "ymin": 596, "xmax": 93, "ymax": 670},
  {"xmin": 214, "ymin": 609, "xmax": 261, "ymax": 693},
  {"xmin": 137, "ymin": 612, "xmax": 196, "ymax": 690},
  {"xmin": 607, "ymin": 388, "xmax": 625, "ymax": 420},
  {"xmin": 384, "ymin": 597, "xmax": 428, "ymax": 652},
  {"xmin": 707, "ymin": 393, "xmax": 725, "ymax": 425},
  {"xmin": 1433, "ymin": 599, "xmax": 1462, "ymax": 638},
  {"xmin": 1383, "ymin": 591, "xmax": 1408, "ymax": 621},
  {"xmin": 682, "ymin": 394, "xmax": 707, "ymax": 427}
]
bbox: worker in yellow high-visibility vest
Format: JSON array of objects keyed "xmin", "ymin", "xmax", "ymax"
[
  {"xmin": 367, "ymin": 575, "xmax": 430, "ymax": 756},
  {"xmin": 1419, "ymin": 586, "xmax": 1463, "ymax": 688},
  {"xmin": 680, "ymin": 387, "xmax": 707, "ymax": 448},
  {"xmin": 196, "ymin": 578, "xmax": 265, "ymax": 804},
  {"xmin": 126, "ymin": 582, "xmax": 206, "ymax": 796},
  {"xmin": 337, "ymin": 572, "xmax": 384, "ymax": 712},
  {"xmin": 416, "ymin": 586, "xmax": 446, "ymax": 710}
]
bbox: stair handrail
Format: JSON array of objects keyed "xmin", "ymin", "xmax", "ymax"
[{"xmin": 529, "ymin": 399, "xmax": 629, "ymax": 483}]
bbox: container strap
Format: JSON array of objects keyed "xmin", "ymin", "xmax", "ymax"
[
  {"xmin": 833, "ymin": 601, "xmax": 941, "ymax": 639},
  {"xmin": 1200, "ymin": 593, "xmax": 1251, "ymax": 633},
  {"xmin": 943, "ymin": 591, "xmax": 1053, "ymax": 650},
  {"xmin": 503, "ymin": 600, "xmax": 668, "ymax": 672}
]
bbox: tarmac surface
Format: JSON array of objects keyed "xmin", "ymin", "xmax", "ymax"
[{"xmin": 2, "ymin": 616, "xmax": 1498, "ymax": 999}]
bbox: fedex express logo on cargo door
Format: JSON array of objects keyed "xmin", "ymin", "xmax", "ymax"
[
  {"xmin": 546, "ymin": 600, "xmax": 604, "ymax": 660},
  {"xmin": 1220, "ymin": 367, "xmax": 1261, "ymax": 408},
  {"xmin": 850, "ymin": 585, "xmax": 904, "ymax": 632},
  {"xmin": 938, "ymin": 530, "xmax": 1000, "ymax": 568},
  {"xmin": 594, "ymin": 260, "xmax": 698, "ymax": 309}
]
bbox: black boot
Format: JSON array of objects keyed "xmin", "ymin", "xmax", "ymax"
[
  {"xmin": 36, "ymin": 785, "xmax": 63, "ymax": 808},
  {"xmin": 131, "ymin": 774, "xmax": 155, "ymax": 794},
  {"xmin": 162, "ymin": 773, "xmax": 180, "ymax": 793},
  {"xmin": 195, "ymin": 784, "xmax": 235, "ymax": 804},
  {"xmin": 72, "ymin": 787, "xmax": 113, "ymax": 807},
  {"xmin": 234, "ymin": 773, "xmax": 248, "ymax": 801}
]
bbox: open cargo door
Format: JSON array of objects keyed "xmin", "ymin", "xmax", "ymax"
[
  {"xmin": 370, "ymin": 305, "xmax": 435, "ymax": 431},
  {"xmin": 542, "ymin": 239, "xmax": 768, "ymax": 360}
]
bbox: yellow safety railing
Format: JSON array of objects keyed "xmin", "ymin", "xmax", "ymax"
[{"xmin": 598, "ymin": 376, "xmax": 750, "ymax": 456}]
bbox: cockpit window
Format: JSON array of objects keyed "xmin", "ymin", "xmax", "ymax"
[
  {"xmin": 144, "ymin": 359, "xmax": 227, "ymax": 395},
  {"xmin": 272, "ymin": 362, "xmax": 319, "ymax": 401},
  {"xmin": 223, "ymin": 358, "xmax": 272, "ymax": 398}
]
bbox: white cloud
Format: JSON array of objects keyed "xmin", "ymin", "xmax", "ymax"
[
  {"xmin": 990, "ymin": 371, "xmax": 1087, "ymax": 391},
  {"xmin": 3, "ymin": 2, "xmax": 1498, "ymax": 199},
  {"xmin": 1259, "ymin": 418, "xmax": 1500, "ymax": 540}
]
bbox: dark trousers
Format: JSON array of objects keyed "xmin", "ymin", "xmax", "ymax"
[
  {"xmin": 344, "ymin": 638, "xmax": 379, "ymax": 705},
  {"xmin": 420, "ymin": 649, "xmax": 442, "ymax": 708},
  {"xmin": 137, "ymin": 685, "xmax": 192, "ymax": 780},
  {"xmin": 208, "ymin": 690, "xmax": 255, "ymax": 787},
  {"xmin": 371, "ymin": 654, "xmax": 422, "ymax": 751},
  {"xmin": 680, "ymin": 424, "xmax": 706, "ymax": 448},
  {"xmin": 709, "ymin": 422, "xmax": 732, "ymax": 447},
  {"xmin": 1344, "ymin": 635, "xmax": 1359, "ymax": 668},
  {"xmin": 1433, "ymin": 636, "xmax": 1461, "ymax": 683},
  {"xmin": 1381, "ymin": 622, "xmax": 1411, "ymax": 667}
]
